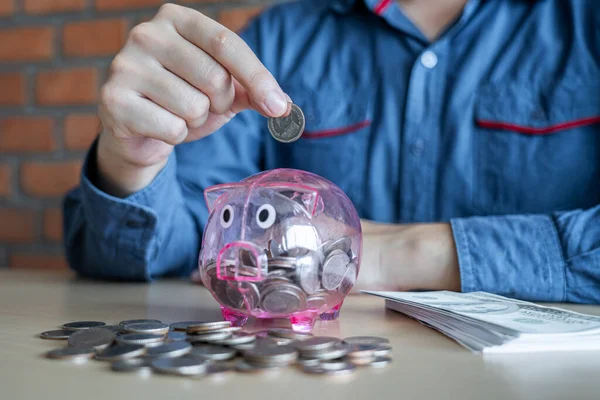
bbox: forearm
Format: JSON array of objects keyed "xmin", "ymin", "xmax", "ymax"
[
  {"xmin": 357, "ymin": 220, "xmax": 461, "ymax": 291},
  {"xmin": 63, "ymin": 142, "xmax": 200, "ymax": 280},
  {"xmin": 96, "ymin": 131, "xmax": 168, "ymax": 198}
]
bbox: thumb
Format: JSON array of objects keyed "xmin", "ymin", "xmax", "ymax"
[{"xmin": 231, "ymin": 78, "xmax": 292, "ymax": 118}]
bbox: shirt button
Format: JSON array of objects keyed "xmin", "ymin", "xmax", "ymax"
[{"xmin": 420, "ymin": 50, "xmax": 438, "ymax": 69}]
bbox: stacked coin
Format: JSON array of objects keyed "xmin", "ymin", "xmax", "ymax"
[
  {"xmin": 39, "ymin": 319, "xmax": 391, "ymax": 377},
  {"xmin": 204, "ymin": 236, "xmax": 357, "ymax": 316}
]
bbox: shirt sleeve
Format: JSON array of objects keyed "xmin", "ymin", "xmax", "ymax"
[
  {"xmin": 62, "ymin": 19, "xmax": 266, "ymax": 281},
  {"xmin": 450, "ymin": 205, "xmax": 600, "ymax": 304}
]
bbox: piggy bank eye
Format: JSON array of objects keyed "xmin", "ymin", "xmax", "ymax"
[
  {"xmin": 220, "ymin": 205, "xmax": 234, "ymax": 228},
  {"xmin": 256, "ymin": 204, "xmax": 276, "ymax": 229}
]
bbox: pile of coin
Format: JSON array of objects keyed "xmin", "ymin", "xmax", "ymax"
[
  {"xmin": 204, "ymin": 236, "xmax": 358, "ymax": 316},
  {"xmin": 268, "ymin": 103, "xmax": 305, "ymax": 143},
  {"xmin": 39, "ymin": 319, "xmax": 391, "ymax": 377}
]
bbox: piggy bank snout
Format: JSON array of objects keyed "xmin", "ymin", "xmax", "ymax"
[{"xmin": 216, "ymin": 241, "xmax": 267, "ymax": 281}]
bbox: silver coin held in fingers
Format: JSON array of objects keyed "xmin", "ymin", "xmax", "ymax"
[{"xmin": 268, "ymin": 103, "xmax": 305, "ymax": 143}]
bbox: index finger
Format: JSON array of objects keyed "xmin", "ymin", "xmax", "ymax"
[{"xmin": 166, "ymin": 6, "xmax": 289, "ymax": 117}]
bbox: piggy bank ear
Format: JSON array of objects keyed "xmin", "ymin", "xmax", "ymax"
[
  {"xmin": 269, "ymin": 184, "xmax": 322, "ymax": 217},
  {"xmin": 204, "ymin": 183, "xmax": 244, "ymax": 212}
]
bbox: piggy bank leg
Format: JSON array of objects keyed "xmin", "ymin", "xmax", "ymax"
[
  {"xmin": 289, "ymin": 310, "xmax": 319, "ymax": 332},
  {"xmin": 319, "ymin": 300, "xmax": 344, "ymax": 321},
  {"xmin": 220, "ymin": 306, "xmax": 248, "ymax": 327}
]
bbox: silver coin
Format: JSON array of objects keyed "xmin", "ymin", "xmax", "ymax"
[
  {"xmin": 303, "ymin": 342, "xmax": 350, "ymax": 360},
  {"xmin": 321, "ymin": 237, "xmax": 352, "ymax": 256},
  {"xmin": 322, "ymin": 249, "xmax": 350, "ymax": 291},
  {"xmin": 68, "ymin": 327, "xmax": 116, "ymax": 350},
  {"xmin": 294, "ymin": 337, "xmax": 340, "ymax": 353},
  {"xmin": 347, "ymin": 356, "xmax": 376, "ymax": 366},
  {"xmin": 342, "ymin": 336, "xmax": 390, "ymax": 346},
  {"xmin": 306, "ymin": 294, "xmax": 329, "ymax": 311},
  {"xmin": 268, "ymin": 103, "xmax": 305, "ymax": 143},
  {"xmin": 95, "ymin": 344, "xmax": 146, "ymax": 361},
  {"xmin": 236, "ymin": 360, "xmax": 280, "ymax": 373},
  {"xmin": 39, "ymin": 329, "xmax": 75, "ymax": 340},
  {"xmin": 46, "ymin": 347, "xmax": 96, "ymax": 360},
  {"xmin": 296, "ymin": 249, "xmax": 323, "ymax": 295},
  {"xmin": 230, "ymin": 342, "xmax": 258, "ymax": 351},
  {"xmin": 296, "ymin": 358, "xmax": 321, "ymax": 367},
  {"xmin": 268, "ymin": 239, "xmax": 283, "ymax": 257},
  {"xmin": 268, "ymin": 328, "xmax": 313, "ymax": 341},
  {"xmin": 116, "ymin": 333, "xmax": 165, "ymax": 346},
  {"xmin": 169, "ymin": 321, "xmax": 207, "ymax": 331},
  {"xmin": 268, "ymin": 337, "xmax": 297, "ymax": 346},
  {"xmin": 244, "ymin": 345, "xmax": 298, "ymax": 366},
  {"xmin": 151, "ymin": 356, "xmax": 207, "ymax": 376},
  {"xmin": 214, "ymin": 333, "xmax": 257, "ymax": 346},
  {"xmin": 339, "ymin": 261, "xmax": 358, "ymax": 296},
  {"xmin": 99, "ymin": 325, "xmax": 123, "ymax": 333},
  {"xmin": 186, "ymin": 321, "xmax": 231, "ymax": 333},
  {"xmin": 223, "ymin": 281, "xmax": 260, "ymax": 311},
  {"xmin": 165, "ymin": 331, "xmax": 187, "ymax": 342},
  {"xmin": 62, "ymin": 321, "xmax": 106, "ymax": 331},
  {"xmin": 260, "ymin": 283, "xmax": 306, "ymax": 314},
  {"xmin": 189, "ymin": 344, "xmax": 237, "ymax": 361},
  {"xmin": 188, "ymin": 326, "xmax": 241, "ymax": 335},
  {"xmin": 123, "ymin": 322, "xmax": 169, "ymax": 335},
  {"xmin": 110, "ymin": 358, "xmax": 151, "ymax": 373},
  {"xmin": 303, "ymin": 363, "xmax": 356, "ymax": 376},
  {"xmin": 187, "ymin": 331, "xmax": 233, "ymax": 344},
  {"xmin": 146, "ymin": 341, "xmax": 192, "ymax": 358},
  {"xmin": 119, "ymin": 319, "xmax": 161, "ymax": 327},
  {"xmin": 369, "ymin": 356, "xmax": 392, "ymax": 368},
  {"xmin": 319, "ymin": 359, "xmax": 353, "ymax": 371},
  {"xmin": 345, "ymin": 343, "xmax": 379, "ymax": 358},
  {"xmin": 373, "ymin": 343, "xmax": 392, "ymax": 357},
  {"xmin": 207, "ymin": 363, "xmax": 234, "ymax": 375}
]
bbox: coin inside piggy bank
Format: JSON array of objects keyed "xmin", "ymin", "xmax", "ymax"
[{"xmin": 198, "ymin": 168, "xmax": 362, "ymax": 332}]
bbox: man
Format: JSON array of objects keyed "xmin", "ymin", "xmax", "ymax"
[{"xmin": 63, "ymin": 0, "xmax": 600, "ymax": 304}]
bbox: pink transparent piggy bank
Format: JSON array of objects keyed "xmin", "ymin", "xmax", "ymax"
[{"xmin": 198, "ymin": 169, "xmax": 362, "ymax": 332}]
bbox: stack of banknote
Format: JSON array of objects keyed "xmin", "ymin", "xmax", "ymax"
[{"xmin": 363, "ymin": 290, "xmax": 600, "ymax": 354}]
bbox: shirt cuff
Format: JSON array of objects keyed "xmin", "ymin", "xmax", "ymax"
[
  {"xmin": 79, "ymin": 140, "xmax": 183, "ymax": 267},
  {"xmin": 450, "ymin": 214, "xmax": 567, "ymax": 302}
]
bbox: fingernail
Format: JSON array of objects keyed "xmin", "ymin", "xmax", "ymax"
[
  {"xmin": 264, "ymin": 91, "xmax": 288, "ymax": 117},
  {"xmin": 284, "ymin": 93, "xmax": 292, "ymax": 103}
]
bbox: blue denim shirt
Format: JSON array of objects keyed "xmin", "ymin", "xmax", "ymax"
[{"xmin": 64, "ymin": 0, "xmax": 600, "ymax": 304}]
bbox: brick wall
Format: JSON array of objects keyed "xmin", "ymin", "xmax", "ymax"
[{"xmin": 0, "ymin": 0, "xmax": 285, "ymax": 271}]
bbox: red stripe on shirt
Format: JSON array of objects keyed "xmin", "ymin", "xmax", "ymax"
[
  {"xmin": 477, "ymin": 116, "xmax": 600, "ymax": 135},
  {"xmin": 303, "ymin": 120, "xmax": 372, "ymax": 139},
  {"xmin": 374, "ymin": 0, "xmax": 393, "ymax": 15}
]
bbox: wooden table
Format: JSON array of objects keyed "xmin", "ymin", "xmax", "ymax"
[{"xmin": 1, "ymin": 269, "xmax": 599, "ymax": 400}]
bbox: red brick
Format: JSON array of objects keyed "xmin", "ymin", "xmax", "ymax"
[
  {"xmin": 9, "ymin": 254, "xmax": 69, "ymax": 270},
  {"xmin": 64, "ymin": 114, "xmax": 100, "ymax": 150},
  {"xmin": 0, "ymin": 165, "xmax": 10, "ymax": 196},
  {"xmin": 43, "ymin": 208, "xmax": 63, "ymax": 242},
  {"xmin": 0, "ymin": 26, "xmax": 53, "ymax": 61},
  {"xmin": 95, "ymin": 0, "xmax": 164, "ymax": 11},
  {"xmin": 0, "ymin": 0, "xmax": 13, "ymax": 16},
  {"xmin": 0, "ymin": 73, "xmax": 25, "ymax": 106},
  {"xmin": 21, "ymin": 161, "xmax": 82, "ymax": 197},
  {"xmin": 0, "ymin": 117, "xmax": 55, "ymax": 152},
  {"xmin": 0, "ymin": 209, "xmax": 36, "ymax": 243},
  {"xmin": 24, "ymin": 0, "xmax": 85, "ymax": 14},
  {"xmin": 218, "ymin": 6, "xmax": 263, "ymax": 33},
  {"xmin": 63, "ymin": 19, "xmax": 127, "ymax": 57},
  {"xmin": 36, "ymin": 68, "xmax": 97, "ymax": 105}
]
